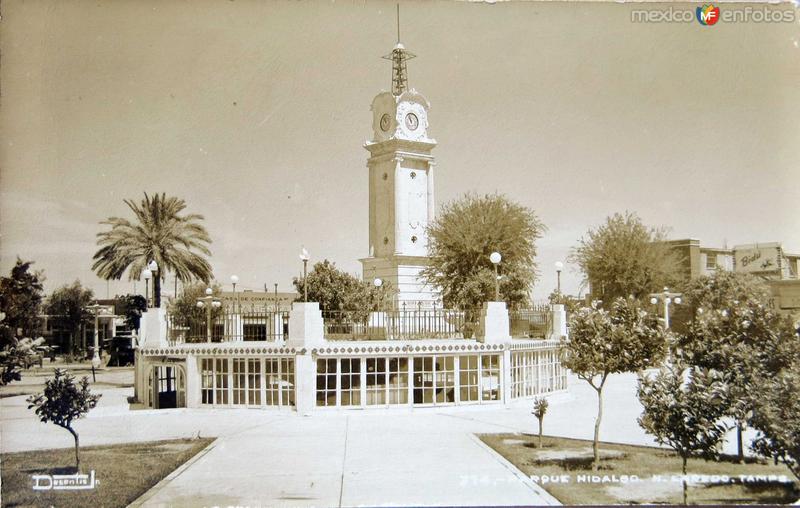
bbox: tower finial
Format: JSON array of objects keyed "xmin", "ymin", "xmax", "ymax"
[{"xmin": 383, "ymin": 3, "xmax": 416, "ymax": 96}]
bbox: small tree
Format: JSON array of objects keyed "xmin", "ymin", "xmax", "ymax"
[
  {"xmin": 422, "ymin": 193, "xmax": 546, "ymax": 309},
  {"xmin": 569, "ymin": 212, "xmax": 682, "ymax": 302},
  {"xmin": 532, "ymin": 397, "xmax": 549, "ymax": 449},
  {"xmin": 560, "ymin": 297, "xmax": 667, "ymax": 470},
  {"xmin": 637, "ymin": 364, "xmax": 730, "ymax": 505},
  {"xmin": 677, "ymin": 271, "xmax": 798, "ymax": 463},
  {"xmin": 0, "ymin": 336, "xmax": 45, "ymax": 385},
  {"xmin": 293, "ymin": 260, "xmax": 391, "ymax": 312},
  {"xmin": 0, "ymin": 258, "xmax": 45, "ymax": 345},
  {"xmin": 45, "ymin": 281, "xmax": 94, "ymax": 354},
  {"xmin": 748, "ymin": 363, "xmax": 800, "ymax": 481},
  {"xmin": 168, "ymin": 282, "xmax": 223, "ymax": 336},
  {"xmin": 27, "ymin": 369, "xmax": 101, "ymax": 471},
  {"xmin": 115, "ymin": 294, "xmax": 148, "ymax": 332}
]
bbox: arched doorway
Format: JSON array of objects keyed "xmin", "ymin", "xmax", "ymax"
[{"xmin": 149, "ymin": 364, "xmax": 186, "ymax": 409}]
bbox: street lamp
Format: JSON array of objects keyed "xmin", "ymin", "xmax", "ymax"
[
  {"xmin": 230, "ymin": 275, "xmax": 239, "ymax": 312},
  {"xmin": 555, "ymin": 261, "xmax": 564, "ymax": 294},
  {"xmin": 142, "ymin": 269, "xmax": 152, "ymax": 308},
  {"xmin": 196, "ymin": 287, "xmax": 222, "ymax": 342},
  {"xmin": 148, "ymin": 260, "xmax": 159, "ymax": 307},
  {"xmin": 649, "ymin": 287, "xmax": 682, "ymax": 329},
  {"xmin": 299, "ymin": 247, "xmax": 310, "ymax": 302},
  {"xmin": 489, "ymin": 252, "xmax": 502, "ymax": 302},
  {"xmin": 87, "ymin": 302, "xmax": 103, "ymax": 382}
]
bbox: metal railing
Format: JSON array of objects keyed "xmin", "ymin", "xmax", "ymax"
[
  {"xmin": 322, "ymin": 309, "xmax": 480, "ymax": 340},
  {"xmin": 509, "ymin": 306, "xmax": 552, "ymax": 339},
  {"xmin": 167, "ymin": 309, "xmax": 290, "ymax": 345}
]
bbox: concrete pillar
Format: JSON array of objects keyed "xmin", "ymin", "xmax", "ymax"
[
  {"xmin": 286, "ymin": 302, "xmax": 325, "ymax": 348},
  {"xmin": 549, "ymin": 304, "xmax": 567, "ymax": 340},
  {"xmin": 502, "ymin": 348, "xmax": 512, "ymax": 407},
  {"xmin": 477, "ymin": 302, "xmax": 510, "ymax": 344},
  {"xmin": 140, "ymin": 307, "xmax": 168, "ymax": 348},
  {"xmin": 185, "ymin": 354, "xmax": 200, "ymax": 408},
  {"xmin": 294, "ymin": 353, "xmax": 315, "ymax": 415}
]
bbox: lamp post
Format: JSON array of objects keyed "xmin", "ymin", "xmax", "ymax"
[
  {"xmin": 88, "ymin": 302, "xmax": 103, "ymax": 382},
  {"xmin": 555, "ymin": 261, "xmax": 564, "ymax": 294},
  {"xmin": 142, "ymin": 269, "xmax": 152, "ymax": 308},
  {"xmin": 148, "ymin": 260, "xmax": 159, "ymax": 307},
  {"xmin": 489, "ymin": 252, "xmax": 502, "ymax": 302},
  {"xmin": 299, "ymin": 248, "xmax": 310, "ymax": 302},
  {"xmin": 374, "ymin": 278, "xmax": 383, "ymax": 311},
  {"xmin": 196, "ymin": 287, "xmax": 222, "ymax": 342},
  {"xmin": 230, "ymin": 275, "xmax": 239, "ymax": 313},
  {"xmin": 649, "ymin": 287, "xmax": 682, "ymax": 329}
]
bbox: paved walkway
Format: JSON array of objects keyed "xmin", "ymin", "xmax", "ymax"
[{"xmin": 1, "ymin": 372, "xmax": 756, "ymax": 506}]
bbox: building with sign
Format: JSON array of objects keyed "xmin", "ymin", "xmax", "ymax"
[
  {"xmin": 668, "ymin": 238, "xmax": 800, "ymax": 318},
  {"xmin": 132, "ymin": 33, "xmax": 567, "ymax": 413}
]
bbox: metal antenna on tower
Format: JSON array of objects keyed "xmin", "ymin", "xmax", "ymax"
[{"xmin": 383, "ymin": 3, "xmax": 415, "ymax": 96}]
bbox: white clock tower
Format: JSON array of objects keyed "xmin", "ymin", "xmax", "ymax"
[{"xmin": 360, "ymin": 37, "xmax": 439, "ymax": 307}]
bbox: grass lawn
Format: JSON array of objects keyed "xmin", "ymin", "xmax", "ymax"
[
  {"xmin": 1, "ymin": 437, "xmax": 214, "ymax": 507},
  {"xmin": 480, "ymin": 433, "xmax": 799, "ymax": 505}
]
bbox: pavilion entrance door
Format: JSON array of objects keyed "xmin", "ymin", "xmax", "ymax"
[{"xmin": 154, "ymin": 365, "xmax": 178, "ymax": 409}]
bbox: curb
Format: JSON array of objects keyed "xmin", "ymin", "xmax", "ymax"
[
  {"xmin": 469, "ymin": 433, "xmax": 563, "ymax": 506},
  {"xmin": 127, "ymin": 437, "xmax": 218, "ymax": 507}
]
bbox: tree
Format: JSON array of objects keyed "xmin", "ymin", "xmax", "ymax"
[
  {"xmin": 560, "ymin": 297, "xmax": 667, "ymax": 470},
  {"xmin": 532, "ymin": 397, "xmax": 549, "ymax": 449},
  {"xmin": 92, "ymin": 193, "xmax": 213, "ymax": 308},
  {"xmin": 293, "ymin": 260, "xmax": 391, "ymax": 312},
  {"xmin": 0, "ymin": 336, "xmax": 45, "ymax": 386},
  {"xmin": 637, "ymin": 364, "xmax": 730, "ymax": 505},
  {"xmin": 422, "ymin": 193, "xmax": 546, "ymax": 309},
  {"xmin": 749, "ymin": 365, "xmax": 800, "ymax": 481},
  {"xmin": 45, "ymin": 281, "xmax": 94, "ymax": 354},
  {"xmin": 675, "ymin": 271, "xmax": 797, "ymax": 463},
  {"xmin": 115, "ymin": 294, "xmax": 148, "ymax": 332},
  {"xmin": 168, "ymin": 282, "xmax": 223, "ymax": 338},
  {"xmin": 569, "ymin": 212, "xmax": 682, "ymax": 302},
  {"xmin": 27, "ymin": 369, "xmax": 101, "ymax": 471},
  {"xmin": 0, "ymin": 258, "xmax": 45, "ymax": 344}
]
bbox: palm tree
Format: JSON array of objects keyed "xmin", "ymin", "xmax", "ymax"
[{"xmin": 92, "ymin": 193, "xmax": 213, "ymax": 307}]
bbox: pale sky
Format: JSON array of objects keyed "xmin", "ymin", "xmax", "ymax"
[{"xmin": 1, "ymin": 0, "xmax": 799, "ymax": 301}]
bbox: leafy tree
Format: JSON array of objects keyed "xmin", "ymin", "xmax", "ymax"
[
  {"xmin": 92, "ymin": 193, "xmax": 213, "ymax": 308},
  {"xmin": 547, "ymin": 290, "xmax": 583, "ymax": 316},
  {"xmin": 115, "ymin": 294, "xmax": 148, "ymax": 332},
  {"xmin": 676, "ymin": 271, "xmax": 798, "ymax": 463},
  {"xmin": 532, "ymin": 397, "xmax": 549, "ymax": 449},
  {"xmin": 27, "ymin": 369, "xmax": 101, "ymax": 471},
  {"xmin": 293, "ymin": 260, "xmax": 391, "ymax": 312},
  {"xmin": 45, "ymin": 282, "xmax": 94, "ymax": 354},
  {"xmin": 637, "ymin": 364, "xmax": 730, "ymax": 505},
  {"xmin": 0, "ymin": 258, "xmax": 45, "ymax": 344},
  {"xmin": 560, "ymin": 297, "xmax": 667, "ymax": 470},
  {"xmin": 569, "ymin": 212, "xmax": 682, "ymax": 302},
  {"xmin": 168, "ymin": 282, "xmax": 223, "ymax": 340},
  {"xmin": 422, "ymin": 193, "xmax": 546, "ymax": 309},
  {"xmin": 0, "ymin": 336, "xmax": 45, "ymax": 385},
  {"xmin": 749, "ymin": 365, "xmax": 800, "ymax": 481}
]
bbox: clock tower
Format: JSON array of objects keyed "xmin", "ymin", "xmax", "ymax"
[{"xmin": 360, "ymin": 37, "xmax": 439, "ymax": 307}]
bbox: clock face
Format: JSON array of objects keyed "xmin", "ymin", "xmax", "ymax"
[
  {"xmin": 405, "ymin": 113, "xmax": 419, "ymax": 131},
  {"xmin": 380, "ymin": 114, "xmax": 391, "ymax": 132}
]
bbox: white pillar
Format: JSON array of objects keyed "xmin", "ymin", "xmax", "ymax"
[
  {"xmin": 393, "ymin": 157, "xmax": 405, "ymax": 254},
  {"xmin": 477, "ymin": 302, "xmax": 510, "ymax": 344},
  {"xmin": 502, "ymin": 348, "xmax": 512, "ymax": 407},
  {"xmin": 140, "ymin": 307, "xmax": 168, "ymax": 348},
  {"xmin": 185, "ymin": 354, "xmax": 200, "ymax": 408},
  {"xmin": 286, "ymin": 302, "xmax": 325, "ymax": 349},
  {"xmin": 294, "ymin": 353, "xmax": 315, "ymax": 415},
  {"xmin": 549, "ymin": 304, "xmax": 567, "ymax": 340}
]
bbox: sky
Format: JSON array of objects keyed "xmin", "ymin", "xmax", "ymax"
[{"xmin": 1, "ymin": 0, "xmax": 799, "ymax": 301}]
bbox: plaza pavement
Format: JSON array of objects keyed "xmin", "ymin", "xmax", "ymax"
[{"xmin": 1, "ymin": 371, "xmax": 756, "ymax": 507}]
